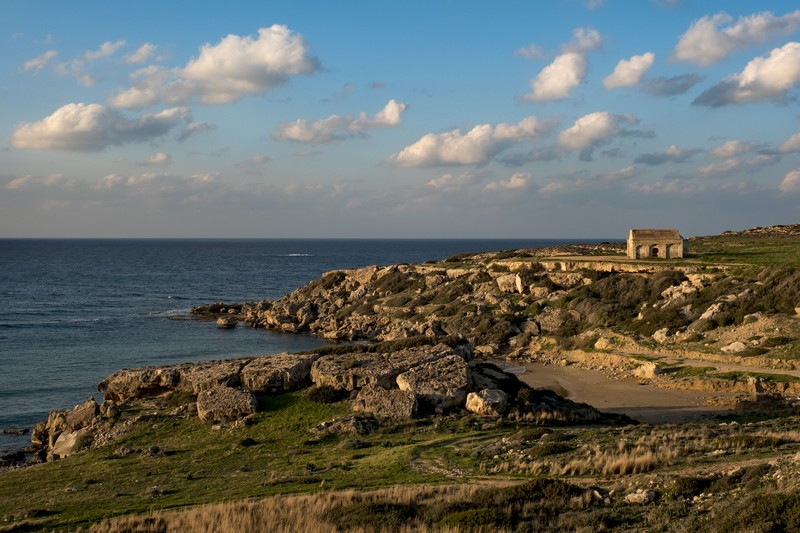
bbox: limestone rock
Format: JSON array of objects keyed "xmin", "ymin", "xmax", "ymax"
[
  {"xmin": 625, "ymin": 489, "xmax": 656, "ymax": 505},
  {"xmin": 240, "ymin": 352, "xmax": 321, "ymax": 393},
  {"xmin": 495, "ymin": 274, "xmax": 518, "ymax": 293},
  {"xmin": 196, "ymin": 386, "xmax": 257, "ymax": 424},
  {"xmin": 470, "ymin": 363, "xmax": 523, "ymax": 397},
  {"xmin": 352, "ymin": 385, "xmax": 417, "ymax": 420},
  {"xmin": 700, "ymin": 302, "xmax": 724, "ymax": 321},
  {"xmin": 216, "ymin": 316, "xmax": 237, "ymax": 328},
  {"xmin": 633, "ymin": 362, "xmax": 661, "ymax": 379},
  {"xmin": 311, "ymin": 344, "xmax": 458, "ymax": 391},
  {"xmin": 98, "ymin": 366, "xmax": 182, "ymax": 403},
  {"xmin": 396, "ymin": 355, "xmax": 471, "ymax": 411},
  {"xmin": 466, "ymin": 389, "xmax": 509, "ymax": 417},
  {"xmin": 594, "ymin": 337, "xmax": 612, "ymax": 350},
  {"xmin": 181, "ymin": 360, "xmax": 245, "ymax": 393},
  {"xmin": 50, "ymin": 428, "xmax": 91, "ymax": 459},
  {"xmin": 652, "ymin": 328, "xmax": 671, "ymax": 344},
  {"xmin": 722, "ymin": 341, "xmax": 747, "ymax": 354}
]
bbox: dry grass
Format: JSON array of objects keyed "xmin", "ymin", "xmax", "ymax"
[{"xmin": 83, "ymin": 484, "xmax": 491, "ymax": 533}]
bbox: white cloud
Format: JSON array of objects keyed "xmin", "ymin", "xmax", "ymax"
[
  {"xmin": 602, "ymin": 165, "xmax": 639, "ymax": 182},
  {"xmin": 125, "ymin": 43, "xmax": 158, "ymax": 64},
  {"xmin": 484, "ymin": 172, "xmax": 531, "ymax": 191},
  {"xmin": 557, "ymin": 112, "xmax": 638, "ymax": 158},
  {"xmin": 84, "ymin": 40, "xmax": 125, "ymax": 60},
  {"xmin": 603, "ymin": 52, "xmax": 655, "ymax": 88},
  {"xmin": 524, "ymin": 27, "xmax": 602, "ymax": 102},
  {"xmin": 711, "ymin": 140, "xmax": 758, "ymax": 158},
  {"xmin": 673, "ymin": 10, "xmax": 800, "ymax": 66},
  {"xmin": 138, "ymin": 152, "xmax": 172, "ymax": 166},
  {"xmin": 426, "ymin": 171, "xmax": 481, "ymax": 192},
  {"xmin": 780, "ymin": 169, "xmax": 800, "ymax": 193},
  {"xmin": 514, "ymin": 44, "xmax": 547, "ymax": 59},
  {"xmin": 273, "ymin": 99, "xmax": 407, "ymax": 143},
  {"xmin": 565, "ymin": 27, "xmax": 603, "ymax": 54},
  {"xmin": 177, "ymin": 120, "xmax": 216, "ymax": 142},
  {"xmin": 525, "ymin": 52, "xmax": 587, "ymax": 102},
  {"xmin": 22, "ymin": 50, "xmax": 57, "ymax": 71},
  {"xmin": 11, "ymin": 103, "xmax": 191, "ymax": 151},
  {"xmin": 5, "ymin": 173, "xmax": 67, "ymax": 190},
  {"xmin": 391, "ymin": 116, "xmax": 554, "ymax": 167},
  {"xmin": 778, "ymin": 132, "xmax": 800, "ymax": 153},
  {"xmin": 111, "ymin": 25, "xmax": 319, "ymax": 108},
  {"xmin": 696, "ymin": 154, "xmax": 779, "ymax": 177},
  {"xmin": 694, "ymin": 42, "xmax": 800, "ymax": 106}
]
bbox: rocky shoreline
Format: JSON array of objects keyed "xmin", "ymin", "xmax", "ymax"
[{"xmin": 12, "ymin": 225, "xmax": 800, "ymax": 468}]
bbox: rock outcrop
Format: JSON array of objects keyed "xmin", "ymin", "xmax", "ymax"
[
  {"xmin": 196, "ymin": 387, "xmax": 257, "ymax": 424},
  {"xmin": 352, "ymin": 386, "xmax": 417, "ymax": 420}
]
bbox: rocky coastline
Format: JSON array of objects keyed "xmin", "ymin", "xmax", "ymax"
[{"xmin": 12, "ymin": 225, "xmax": 800, "ymax": 468}]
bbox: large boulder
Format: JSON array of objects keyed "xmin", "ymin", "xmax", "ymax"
[
  {"xmin": 241, "ymin": 353, "xmax": 321, "ymax": 393},
  {"xmin": 182, "ymin": 360, "xmax": 246, "ymax": 393},
  {"xmin": 396, "ymin": 355, "xmax": 471, "ymax": 412},
  {"xmin": 466, "ymin": 389, "xmax": 509, "ymax": 417},
  {"xmin": 196, "ymin": 386, "xmax": 257, "ymax": 424},
  {"xmin": 98, "ymin": 366, "xmax": 182, "ymax": 403},
  {"xmin": 352, "ymin": 385, "xmax": 417, "ymax": 420},
  {"xmin": 311, "ymin": 344, "xmax": 458, "ymax": 392}
]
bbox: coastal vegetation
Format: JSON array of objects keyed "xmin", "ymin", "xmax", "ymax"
[{"xmin": 3, "ymin": 224, "xmax": 800, "ymax": 531}]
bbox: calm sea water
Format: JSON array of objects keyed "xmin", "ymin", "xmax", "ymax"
[{"xmin": 0, "ymin": 238, "xmax": 589, "ymax": 452}]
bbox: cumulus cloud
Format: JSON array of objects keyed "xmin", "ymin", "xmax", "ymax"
[
  {"xmin": 110, "ymin": 25, "xmax": 319, "ymax": 108},
  {"xmin": 644, "ymin": 73, "xmax": 704, "ymax": 96},
  {"xmin": 5, "ymin": 173, "xmax": 67, "ymax": 190},
  {"xmin": 634, "ymin": 144, "xmax": 703, "ymax": 165},
  {"xmin": 603, "ymin": 52, "xmax": 655, "ymax": 88},
  {"xmin": 22, "ymin": 50, "xmax": 57, "ymax": 71},
  {"xmin": 524, "ymin": 27, "xmax": 602, "ymax": 102},
  {"xmin": 711, "ymin": 140, "xmax": 759, "ymax": 158},
  {"xmin": 391, "ymin": 116, "xmax": 554, "ymax": 167},
  {"xmin": 125, "ymin": 43, "xmax": 158, "ymax": 64},
  {"xmin": 673, "ymin": 10, "xmax": 800, "ymax": 66},
  {"xmin": 602, "ymin": 165, "xmax": 639, "ymax": 182},
  {"xmin": 137, "ymin": 152, "xmax": 171, "ymax": 167},
  {"xmin": 11, "ymin": 103, "xmax": 191, "ymax": 151},
  {"xmin": 780, "ymin": 169, "xmax": 800, "ymax": 193},
  {"xmin": 557, "ymin": 112, "xmax": 640, "ymax": 160},
  {"xmin": 273, "ymin": 99, "xmax": 407, "ymax": 143},
  {"xmin": 693, "ymin": 42, "xmax": 800, "ymax": 106},
  {"xmin": 778, "ymin": 132, "xmax": 800, "ymax": 153},
  {"xmin": 484, "ymin": 172, "xmax": 531, "ymax": 191},
  {"xmin": 696, "ymin": 154, "xmax": 779, "ymax": 177}
]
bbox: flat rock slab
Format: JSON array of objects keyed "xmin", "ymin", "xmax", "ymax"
[
  {"xmin": 311, "ymin": 344, "xmax": 458, "ymax": 391},
  {"xmin": 396, "ymin": 354, "xmax": 471, "ymax": 411},
  {"xmin": 240, "ymin": 352, "xmax": 321, "ymax": 393},
  {"xmin": 196, "ymin": 386, "xmax": 257, "ymax": 424},
  {"xmin": 353, "ymin": 385, "xmax": 417, "ymax": 420},
  {"xmin": 182, "ymin": 360, "xmax": 246, "ymax": 393},
  {"xmin": 98, "ymin": 366, "xmax": 183, "ymax": 403}
]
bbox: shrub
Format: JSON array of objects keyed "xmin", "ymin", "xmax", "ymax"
[
  {"xmin": 325, "ymin": 502, "xmax": 419, "ymax": 530},
  {"xmin": 307, "ymin": 385, "xmax": 348, "ymax": 404}
]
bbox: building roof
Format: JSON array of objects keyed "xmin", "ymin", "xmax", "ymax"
[{"xmin": 629, "ymin": 229, "xmax": 682, "ymax": 240}]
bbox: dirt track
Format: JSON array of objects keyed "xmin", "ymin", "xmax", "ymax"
[{"xmin": 508, "ymin": 361, "xmax": 739, "ymax": 425}]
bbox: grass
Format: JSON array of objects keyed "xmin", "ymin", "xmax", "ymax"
[
  {"xmin": 688, "ymin": 234, "xmax": 800, "ymax": 266},
  {"xmin": 0, "ymin": 391, "xmax": 492, "ymax": 530}
]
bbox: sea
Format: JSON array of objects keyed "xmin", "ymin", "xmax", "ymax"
[{"xmin": 0, "ymin": 238, "xmax": 592, "ymax": 453}]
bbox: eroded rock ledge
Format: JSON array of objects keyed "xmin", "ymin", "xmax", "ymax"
[{"xmin": 27, "ymin": 341, "xmax": 628, "ymax": 464}]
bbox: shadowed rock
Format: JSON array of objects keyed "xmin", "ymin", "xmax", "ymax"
[
  {"xmin": 396, "ymin": 354, "xmax": 471, "ymax": 412},
  {"xmin": 353, "ymin": 385, "xmax": 417, "ymax": 420}
]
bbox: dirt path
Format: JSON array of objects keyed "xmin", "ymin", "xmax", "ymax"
[{"xmin": 503, "ymin": 361, "xmax": 739, "ymax": 425}]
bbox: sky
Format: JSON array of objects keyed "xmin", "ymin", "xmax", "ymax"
[{"xmin": 3, "ymin": 1, "xmax": 800, "ymax": 238}]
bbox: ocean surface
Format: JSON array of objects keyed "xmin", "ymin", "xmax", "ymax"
[{"xmin": 0, "ymin": 238, "xmax": 592, "ymax": 452}]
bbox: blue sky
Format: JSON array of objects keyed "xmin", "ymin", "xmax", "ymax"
[{"xmin": 3, "ymin": 1, "xmax": 800, "ymax": 238}]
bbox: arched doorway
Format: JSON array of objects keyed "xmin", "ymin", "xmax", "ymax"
[{"xmin": 650, "ymin": 245, "xmax": 659, "ymax": 258}]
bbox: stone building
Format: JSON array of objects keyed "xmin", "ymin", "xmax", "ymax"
[{"xmin": 627, "ymin": 229, "xmax": 685, "ymax": 259}]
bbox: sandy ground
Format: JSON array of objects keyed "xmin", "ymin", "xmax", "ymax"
[{"xmin": 504, "ymin": 361, "xmax": 738, "ymax": 425}]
